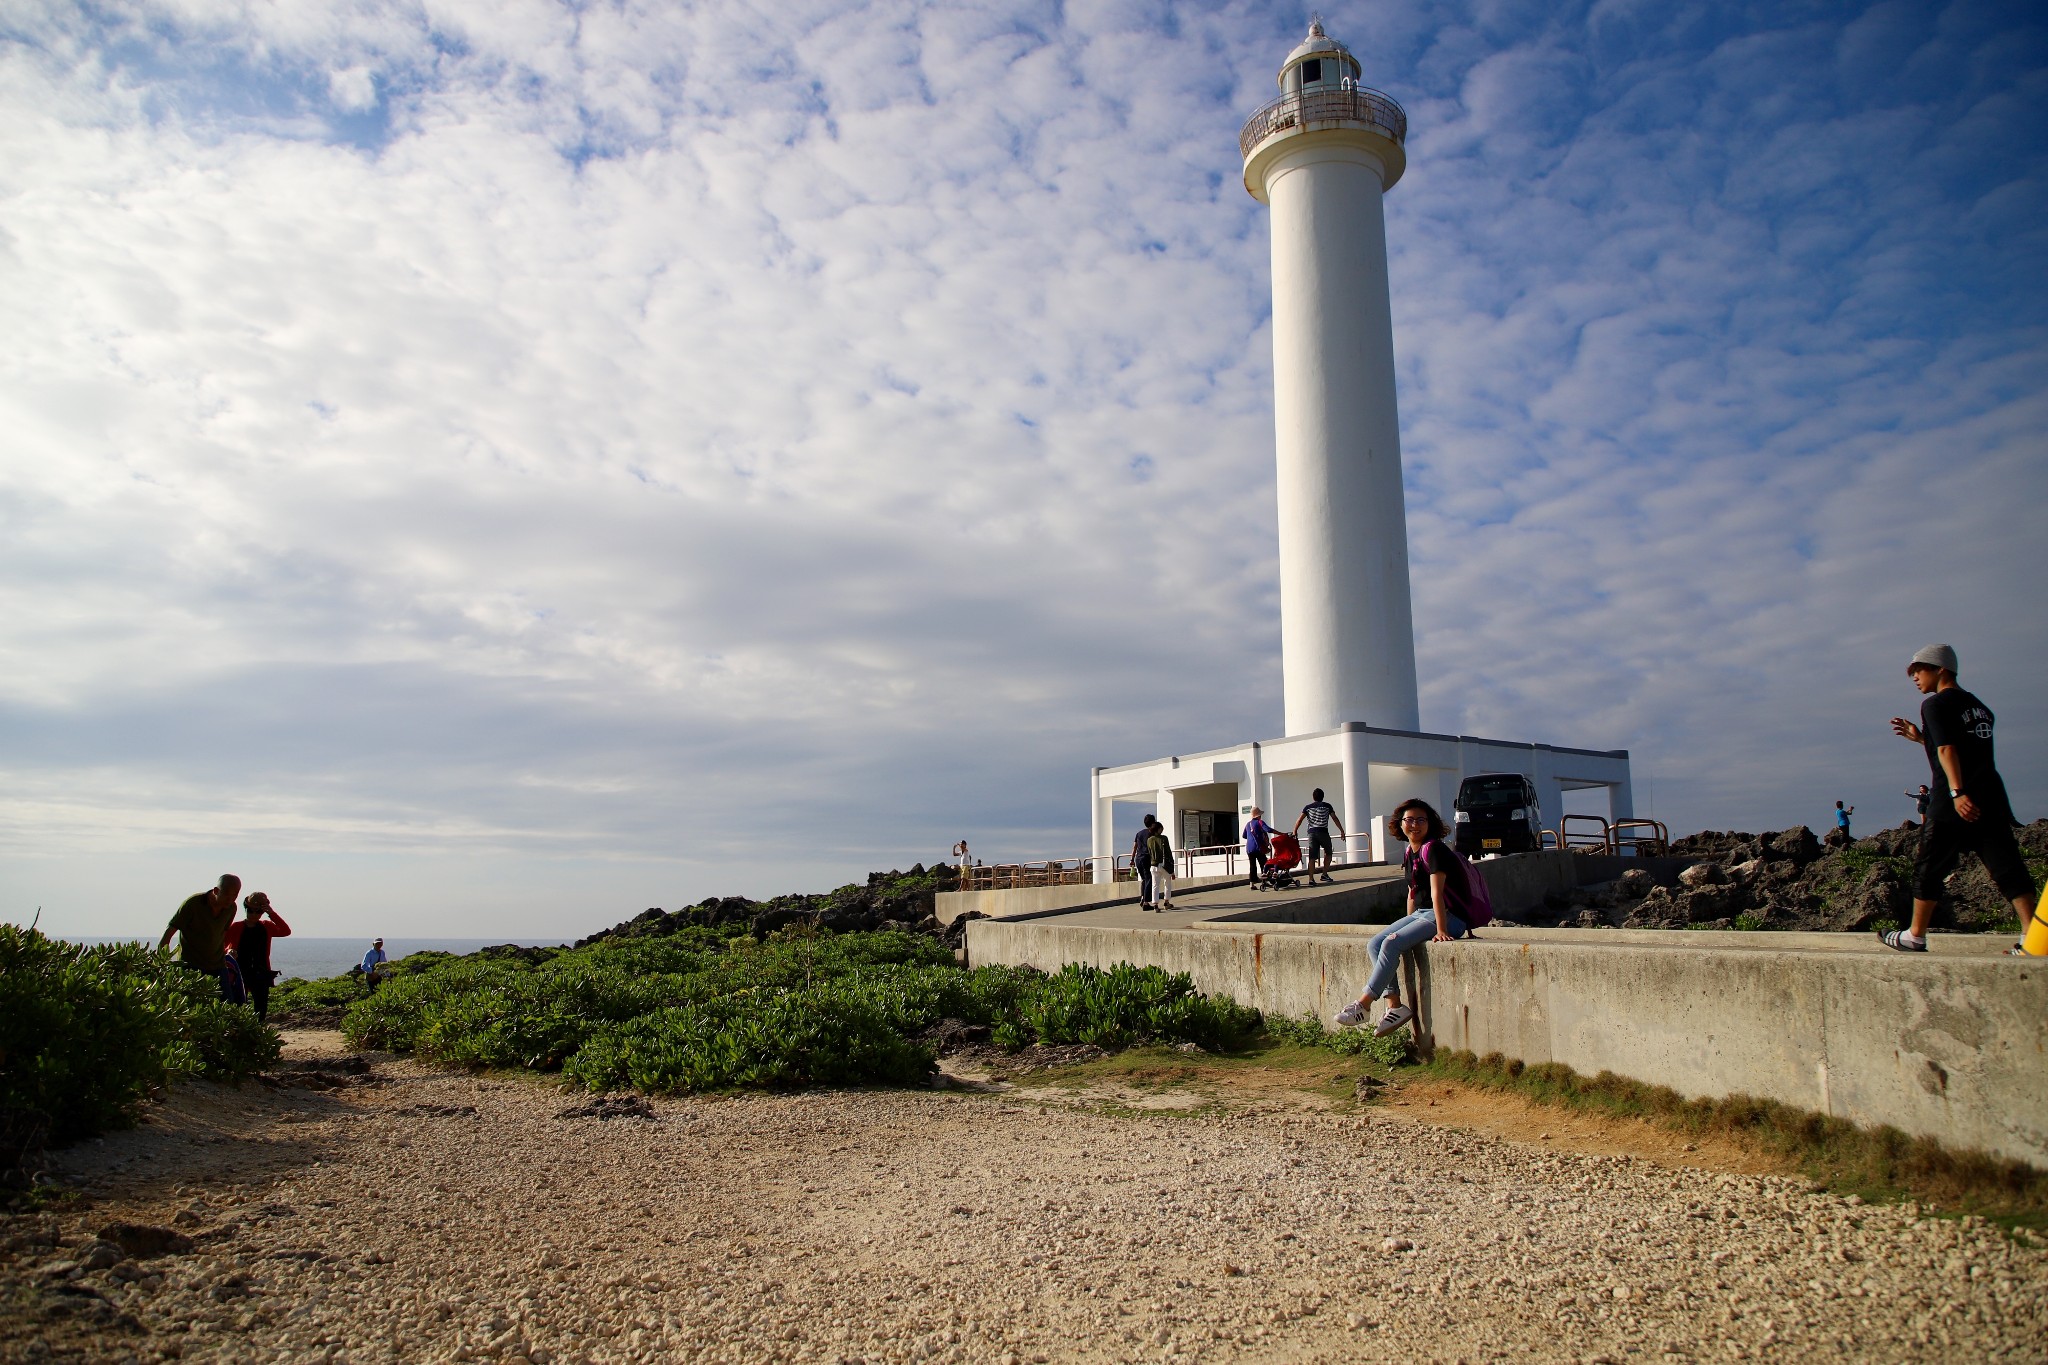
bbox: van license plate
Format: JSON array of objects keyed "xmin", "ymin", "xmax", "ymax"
[{"xmin": 1482, "ymin": 839, "xmax": 1503, "ymax": 849}]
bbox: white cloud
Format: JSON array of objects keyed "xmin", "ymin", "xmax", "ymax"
[
  {"xmin": 326, "ymin": 64, "xmax": 375, "ymax": 110},
  {"xmin": 1, "ymin": 1, "xmax": 2043, "ymax": 936}
]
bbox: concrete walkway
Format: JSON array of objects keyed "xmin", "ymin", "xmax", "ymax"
[{"xmin": 1006, "ymin": 859, "xmax": 2016, "ymax": 957}]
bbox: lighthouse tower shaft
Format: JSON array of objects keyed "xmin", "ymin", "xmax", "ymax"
[{"xmin": 1243, "ymin": 25, "xmax": 1418, "ymax": 735}]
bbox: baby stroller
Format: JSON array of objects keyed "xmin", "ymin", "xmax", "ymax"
[{"xmin": 1263, "ymin": 832, "xmax": 1304, "ymax": 891}]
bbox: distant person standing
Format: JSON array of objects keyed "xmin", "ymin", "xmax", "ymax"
[
  {"xmin": 1834, "ymin": 800, "xmax": 1854, "ymax": 842},
  {"xmin": 1906, "ymin": 784, "xmax": 1930, "ymax": 819},
  {"xmin": 361, "ymin": 938, "xmax": 390, "ymax": 989},
  {"xmin": 1291, "ymin": 789, "xmax": 1346, "ymax": 884},
  {"xmin": 158, "ymin": 875, "xmax": 242, "ymax": 999},
  {"xmin": 1146, "ymin": 821, "xmax": 1177, "ymax": 911},
  {"xmin": 1242, "ymin": 807, "xmax": 1275, "ymax": 890},
  {"xmin": 1131, "ymin": 816, "xmax": 1160, "ymax": 910},
  {"xmin": 224, "ymin": 893, "xmax": 292, "ymax": 1021},
  {"xmin": 953, "ymin": 840, "xmax": 971, "ymax": 877},
  {"xmin": 1883, "ymin": 644, "xmax": 2041, "ymax": 955}
]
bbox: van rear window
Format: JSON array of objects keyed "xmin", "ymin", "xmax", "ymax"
[{"xmin": 1459, "ymin": 777, "xmax": 1527, "ymax": 810}]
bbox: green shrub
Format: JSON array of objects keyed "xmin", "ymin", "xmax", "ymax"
[
  {"xmin": 327, "ymin": 930, "xmax": 1258, "ymax": 1096},
  {"xmin": 267, "ymin": 973, "xmax": 365, "ymax": 1017},
  {"xmin": 1262, "ymin": 1013, "xmax": 1410, "ymax": 1067},
  {"xmin": 0, "ymin": 927, "xmax": 279, "ymax": 1158},
  {"xmin": 1020, "ymin": 963, "xmax": 1261, "ymax": 1052},
  {"xmin": 564, "ymin": 989, "xmax": 933, "ymax": 1093}
]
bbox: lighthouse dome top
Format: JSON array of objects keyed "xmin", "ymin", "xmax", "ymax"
[
  {"xmin": 1240, "ymin": 19, "xmax": 1408, "ymax": 197},
  {"xmin": 1280, "ymin": 17, "xmax": 1356, "ymax": 83}
]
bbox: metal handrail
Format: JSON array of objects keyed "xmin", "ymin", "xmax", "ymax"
[
  {"xmin": 1559, "ymin": 814, "xmax": 1613, "ymax": 855},
  {"xmin": 1611, "ymin": 818, "xmax": 1670, "ymax": 857},
  {"xmin": 1239, "ymin": 86, "xmax": 1408, "ymax": 160},
  {"xmin": 956, "ymin": 830, "xmax": 1383, "ymax": 891},
  {"xmin": 1539, "ymin": 828, "xmax": 1561, "ymax": 850}
]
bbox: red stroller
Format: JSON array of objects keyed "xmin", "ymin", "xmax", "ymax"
[{"xmin": 1263, "ymin": 832, "xmax": 1304, "ymax": 891}]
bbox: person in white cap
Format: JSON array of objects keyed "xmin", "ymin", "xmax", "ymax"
[{"xmin": 1884, "ymin": 644, "xmax": 2039, "ymax": 954}]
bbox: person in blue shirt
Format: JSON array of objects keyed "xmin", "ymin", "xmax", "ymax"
[
  {"xmin": 361, "ymin": 938, "xmax": 389, "ymax": 990},
  {"xmin": 1242, "ymin": 807, "xmax": 1275, "ymax": 890},
  {"xmin": 1834, "ymin": 800, "xmax": 1854, "ymax": 841}
]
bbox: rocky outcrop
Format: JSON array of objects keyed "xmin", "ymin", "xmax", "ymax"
[
  {"xmin": 1582, "ymin": 819, "xmax": 2044, "ymax": 936},
  {"xmin": 573, "ymin": 864, "xmax": 962, "ymax": 948}
]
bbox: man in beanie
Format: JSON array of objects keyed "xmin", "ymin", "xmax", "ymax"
[{"xmin": 1885, "ymin": 644, "xmax": 2039, "ymax": 954}]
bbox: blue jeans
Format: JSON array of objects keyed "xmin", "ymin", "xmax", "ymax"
[{"xmin": 1365, "ymin": 910, "xmax": 1466, "ymax": 999}]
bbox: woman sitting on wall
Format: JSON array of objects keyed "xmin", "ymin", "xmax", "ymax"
[{"xmin": 1333, "ymin": 798, "xmax": 1474, "ymax": 1037}]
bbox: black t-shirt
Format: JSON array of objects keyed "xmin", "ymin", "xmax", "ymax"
[
  {"xmin": 1921, "ymin": 687, "xmax": 2012, "ymax": 823},
  {"xmin": 1403, "ymin": 838, "xmax": 1467, "ymax": 911},
  {"xmin": 237, "ymin": 921, "xmax": 274, "ymax": 975},
  {"xmin": 1132, "ymin": 827, "xmax": 1155, "ymax": 865}
]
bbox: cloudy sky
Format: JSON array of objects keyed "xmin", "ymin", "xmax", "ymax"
[{"xmin": 3, "ymin": 0, "xmax": 2042, "ymax": 939}]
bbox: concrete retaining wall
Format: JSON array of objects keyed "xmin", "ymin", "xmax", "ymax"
[
  {"xmin": 965, "ymin": 917, "xmax": 2048, "ymax": 1167},
  {"xmin": 936, "ymin": 874, "xmax": 1240, "ymax": 924}
]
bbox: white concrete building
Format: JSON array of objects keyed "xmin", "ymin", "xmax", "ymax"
[
  {"xmin": 1091, "ymin": 724, "xmax": 1633, "ymax": 879},
  {"xmin": 1087, "ymin": 23, "xmax": 1634, "ymax": 882}
]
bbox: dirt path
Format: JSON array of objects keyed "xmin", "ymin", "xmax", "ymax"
[{"xmin": 5, "ymin": 1032, "xmax": 2043, "ymax": 1364}]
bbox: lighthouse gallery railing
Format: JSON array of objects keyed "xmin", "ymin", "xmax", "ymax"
[{"xmin": 1239, "ymin": 86, "xmax": 1408, "ymax": 160}]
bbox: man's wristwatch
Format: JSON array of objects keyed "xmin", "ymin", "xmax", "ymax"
[{"xmin": 1949, "ymin": 788, "xmax": 1963, "ymax": 798}]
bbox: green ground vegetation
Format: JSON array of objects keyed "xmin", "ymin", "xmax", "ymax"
[
  {"xmin": 339, "ymin": 928, "xmax": 1263, "ymax": 1094},
  {"xmin": 1261, "ymin": 1012, "xmax": 1411, "ymax": 1067},
  {"xmin": 0, "ymin": 926, "xmax": 279, "ymax": 1169},
  {"xmin": 1421, "ymin": 1049, "xmax": 2048, "ymax": 1229},
  {"xmin": 1014, "ymin": 1036, "xmax": 1398, "ymax": 1117}
]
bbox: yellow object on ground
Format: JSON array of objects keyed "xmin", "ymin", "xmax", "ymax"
[{"xmin": 2023, "ymin": 904, "xmax": 2048, "ymax": 957}]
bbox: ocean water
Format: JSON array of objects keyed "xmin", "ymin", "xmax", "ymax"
[{"xmin": 72, "ymin": 937, "xmax": 566, "ymax": 982}]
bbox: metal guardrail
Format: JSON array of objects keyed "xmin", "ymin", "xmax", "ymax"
[
  {"xmin": 1555, "ymin": 816, "xmax": 1671, "ymax": 857},
  {"xmin": 956, "ymin": 832, "xmax": 1378, "ymax": 891},
  {"xmin": 1611, "ymin": 818, "xmax": 1671, "ymax": 857},
  {"xmin": 1560, "ymin": 814, "xmax": 1612, "ymax": 854},
  {"xmin": 961, "ymin": 816, "xmax": 1659, "ymax": 887},
  {"xmin": 1239, "ymin": 86, "xmax": 1408, "ymax": 160}
]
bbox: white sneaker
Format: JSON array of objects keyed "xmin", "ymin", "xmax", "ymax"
[
  {"xmin": 1334, "ymin": 1000, "xmax": 1369, "ymax": 1027},
  {"xmin": 1374, "ymin": 1004, "xmax": 1414, "ymax": 1037}
]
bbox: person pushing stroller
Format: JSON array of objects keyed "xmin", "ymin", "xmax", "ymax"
[{"xmin": 1243, "ymin": 807, "xmax": 1275, "ymax": 889}]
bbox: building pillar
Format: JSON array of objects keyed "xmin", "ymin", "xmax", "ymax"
[
  {"xmin": 1339, "ymin": 724, "xmax": 1369, "ymax": 864},
  {"xmin": 1090, "ymin": 770, "xmax": 1115, "ymax": 885},
  {"xmin": 1246, "ymin": 742, "xmax": 1265, "ymax": 827},
  {"xmin": 1609, "ymin": 774, "xmax": 1635, "ymax": 824}
]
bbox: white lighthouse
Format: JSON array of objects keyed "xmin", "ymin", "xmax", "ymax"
[
  {"xmin": 1243, "ymin": 18, "xmax": 1418, "ymax": 735},
  {"xmin": 1086, "ymin": 22, "xmax": 1635, "ymax": 876}
]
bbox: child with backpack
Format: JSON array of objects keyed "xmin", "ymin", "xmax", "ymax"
[
  {"xmin": 1146, "ymin": 823, "xmax": 1177, "ymax": 911},
  {"xmin": 1333, "ymin": 798, "xmax": 1491, "ymax": 1036}
]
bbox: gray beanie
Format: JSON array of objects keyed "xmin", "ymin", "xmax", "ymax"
[{"xmin": 1909, "ymin": 643, "xmax": 1958, "ymax": 675}]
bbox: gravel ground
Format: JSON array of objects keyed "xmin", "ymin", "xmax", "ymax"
[{"xmin": 5, "ymin": 1033, "xmax": 2043, "ymax": 1364}]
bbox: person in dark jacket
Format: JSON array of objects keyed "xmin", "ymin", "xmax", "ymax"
[{"xmin": 1131, "ymin": 815, "xmax": 1160, "ymax": 909}]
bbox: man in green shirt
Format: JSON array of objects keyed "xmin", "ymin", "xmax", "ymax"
[{"xmin": 159, "ymin": 875, "xmax": 242, "ymax": 993}]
